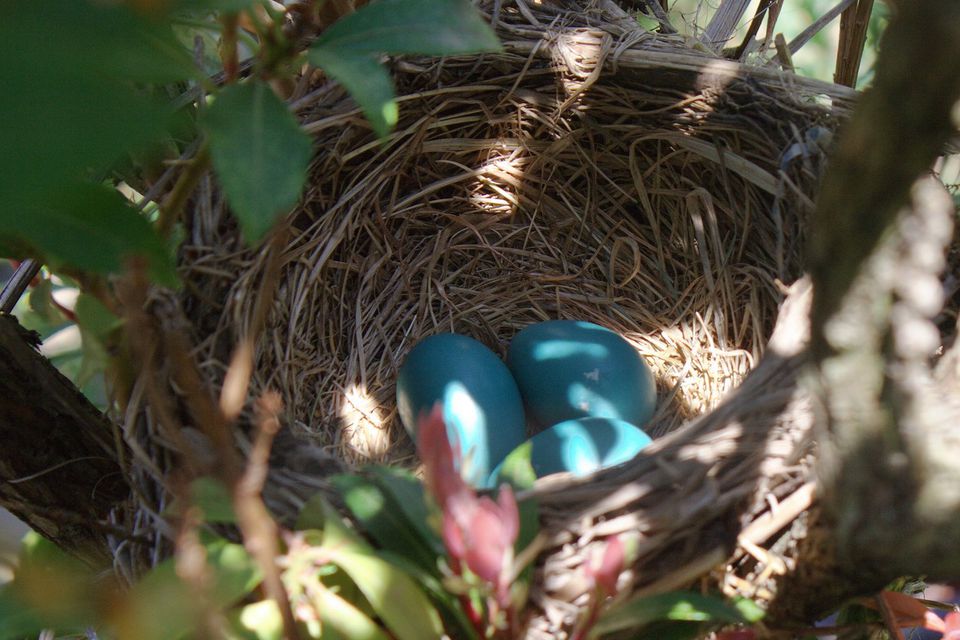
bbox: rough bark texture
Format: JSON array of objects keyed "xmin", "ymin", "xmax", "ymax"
[
  {"xmin": 808, "ymin": 0, "xmax": 960, "ymax": 357},
  {"xmin": 0, "ymin": 314, "xmax": 128, "ymax": 567},
  {"xmin": 766, "ymin": 0, "xmax": 960, "ymax": 621},
  {"xmin": 816, "ymin": 177, "xmax": 960, "ymax": 579}
]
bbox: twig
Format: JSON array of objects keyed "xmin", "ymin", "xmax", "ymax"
[
  {"xmin": 763, "ymin": 0, "xmax": 784, "ymax": 49},
  {"xmin": 784, "ymin": 0, "xmax": 856, "ymax": 57},
  {"xmin": 0, "ymin": 259, "xmax": 41, "ymax": 314},
  {"xmin": 221, "ymin": 12, "xmax": 240, "ymax": 83},
  {"xmin": 738, "ymin": 482, "xmax": 816, "ymax": 546},
  {"xmin": 174, "ymin": 502, "xmax": 225, "ymax": 639},
  {"xmin": 733, "ymin": 0, "xmax": 774, "ymax": 60},
  {"xmin": 773, "ymin": 33, "xmax": 794, "ymax": 71},
  {"xmin": 234, "ymin": 393, "xmax": 300, "ymax": 640},
  {"xmin": 916, "ymin": 598, "xmax": 960, "ymax": 611},
  {"xmin": 164, "ymin": 323, "xmax": 243, "ymax": 482},
  {"xmin": 834, "ymin": 0, "xmax": 875, "ymax": 87},
  {"xmin": 643, "ymin": 0, "xmax": 676, "ymax": 34},
  {"xmin": 156, "ymin": 146, "xmax": 211, "ymax": 239},
  {"xmin": 219, "ymin": 224, "xmax": 290, "ymax": 421}
]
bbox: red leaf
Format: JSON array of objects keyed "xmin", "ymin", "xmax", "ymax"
[
  {"xmin": 716, "ymin": 631, "xmax": 756, "ymax": 640},
  {"xmin": 877, "ymin": 591, "xmax": 945, "ymax": 633}
]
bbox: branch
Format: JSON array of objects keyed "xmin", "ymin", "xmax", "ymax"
[
  {"xmin": 833, "ymin": 0, "xmax": 875, "ymax": 87},
  {"xmin": 808, "ymin": 0, "xmax": 960, "ymax": 359},
  {"xmin": 0, "ymin": 314, "xmax": 128, "ymax": 567},
  {"xmin": 815, "ymin": 176, "xmax": 960, "ymax": 580}
]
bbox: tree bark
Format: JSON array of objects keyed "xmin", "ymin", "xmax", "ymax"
[
  {"xmin": 767, "ymin": 0, "xmax": 960, "ymax": 622},
  {"xmin": 0, "ymin": 314, "xmax": 128, "ymax": 568},
  {"xmin": 808, "ymin": 0, "xmax": 960, "ymax": 358}
]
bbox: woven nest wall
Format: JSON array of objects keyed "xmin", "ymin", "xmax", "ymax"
[{"xmin": 143, "ymin": 1, "xmax": 861, "ymax": 634}]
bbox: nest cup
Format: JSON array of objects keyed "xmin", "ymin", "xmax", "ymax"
[{"xmin": 170, "ymin": 2, "xmax": 857, "ymax": 635}]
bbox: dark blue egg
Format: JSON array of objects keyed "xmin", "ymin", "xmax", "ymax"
[
  {"xmin": 507, "ymin": 320, "xmax": 657, "ymax": 428},
  {"xmin": 489, "ymin": 417, "xmax": 652, "ymax": 484},
  {"xmin": 396, "ymin": 333, "xmax": 526, "ymax": 488}
]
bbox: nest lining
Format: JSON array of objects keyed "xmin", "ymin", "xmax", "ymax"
[
  {"xmin": 182, "ymin": 27, "xmax": 845, "ymax": 463},
  {"xmin": 120, "ymin": 1, "xmax": 861, "ymax": 634}
]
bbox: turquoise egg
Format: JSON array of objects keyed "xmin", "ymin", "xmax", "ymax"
[
  {"xmin": 507, "ymin": 320, "xmax": 657, "ymax": 428},
  {"xmin": 396, "ymin": 333, "xmax": 526, "ymax": 488},
  {"xmin": 489, "ymin": 417, "xmax": 652, "ymax": 483}
]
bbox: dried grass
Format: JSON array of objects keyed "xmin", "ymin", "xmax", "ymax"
[{"xmin": 120, "ymin": 1, "xmax": 858, "ymax": 634}]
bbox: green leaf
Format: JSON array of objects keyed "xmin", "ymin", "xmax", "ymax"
[
  {"xmin": 3, "ymin": 0, "xmax": 196, "ymax": 84},
  {"xmin": 332, "ymin": 473, "xmax": 440, "ymax": 573},
  {"xmin": 594, "ymin": 591, "xmax": 749, "ymax": 636},
  {"xmin": 312, "ymin": 585, "xmax": 392, "ymax": 640},
  {"xmin": 732, "ymin": 596, "xmax": 766, "ymax": 623},
  {"xmin": 27, "ymin": 279, "xmax": 61, "ymax": 325},
  {"xmin": 318, "ymin": 500, "xmax": 445, "ymax": 640},
  {"xmin": 377, "ymin": 550, "xmax": 478, "ymax": 640},
  {"xmin": 0, "ymin": 1, "xmax": 187, "ymax": 205},
  {"xmin": 325, "ymin": 548, "xmax": 446, "ymax": 640},
  {"xmin": 307, "ymin": 51, "xmax": 398, "ymax": 138},
  {"xmin": 316, "ymin": 481, "xmax": 475, "ymax": 639},
  {"xmin": 308, "ymin": 0, "xmax": 500, "ymax": 137},
  {"xmin": 312, "ymin": 0, "xmax": 501, "ymax": 56},
  {"xmin": 75, "ymin": 294, "xmax": 122, "ymax": 341},
  {"xmin": 225, "ymin": 600, "xmax": 284, "ymax": 640},
  {"xmin": 635, "ymin": 12, "xmax": 661, "ymax": 31},
  {"xmin": 74, "ymin": 292, "xmax": 121, "ymax": 388},
  {"xmin": 0, "ymin": 533, "xmax": 98, "ymax": 638},
  {"xmin": 123, "ymin": 534, "xmax": 261, "ymax": 640},
  {"xmin": 0, "ymin": 584, "xmax": 46, "ymax": 640},
  {"xmin": 492, "ymin": 443, "xmax": 540, "ymax": 562},
  {"xmin": 296, "ymin": 493, "xmax": 331, "ymax": 532},
  {"xmin": 366, "ymin": 466, "xmax": 442, "ymax": 554},
  {"xmin": 202, "ymin": 81, "xmax": 313, "ymax": 244},
  {"xmin": 190, "ymin": 476, "xmax": 238, "ymax": 523},
  {"xmin": 0, "ymin": 183, "xmax": 178, "ymax": 286},
  {"xmin": 496, "ymin": 441, "xmax": 537, "ymax": 491}
]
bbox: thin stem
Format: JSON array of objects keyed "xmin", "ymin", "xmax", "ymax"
[{"xmin": 156, "ymin": 145, "xmax": 210, "ymax": 239}]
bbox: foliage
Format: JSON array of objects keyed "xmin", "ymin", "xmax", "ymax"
[
  {"xmin": 0, "ymin": 0, "xmax": 500, "ymax": 278},
  {"xmin": 307, "ymin": 0, "xmax": 501, "ymax": 136},
  {"xmin": 0, "ymin": 411, "xmax": 768, "ymax": 640}
]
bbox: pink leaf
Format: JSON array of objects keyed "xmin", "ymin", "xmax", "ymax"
[
  {"xmin": 496, "ymin": 484, "xmax": 519, "ymax": 543},
  {"xmin": 442, "ymin": 510, "xmax": 466, "ymax": 560},
  {"xmin": 585, "ymin": 535, "xmax": 625, "ymax": 596},
  {"xmin": 944, "ymin": 611, "xmax": 960, "ymax": 640},
  {"xmin": 418, "ymin": 405, "xmax": 469, "ymax": 508},
  {"xmin": 420, "ymin": 408, "xmax": 520, "ymax": 602}
]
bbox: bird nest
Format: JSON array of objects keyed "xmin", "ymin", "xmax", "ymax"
[{"xmin": 125, "ymin": 0, "xmax": 863, "ymax": 635}]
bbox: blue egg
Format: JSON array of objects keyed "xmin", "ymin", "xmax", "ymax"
[
  {"xmin": 396, "ymin": 333, "xmax": 526, "ymax": 488},
  {"xmin": 507, "ymin": 320, "xmax": 657, "ymax": 428},
  {"xmin": 489, "ymin": 417, "xmax": 652, "ymax": 484}
]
